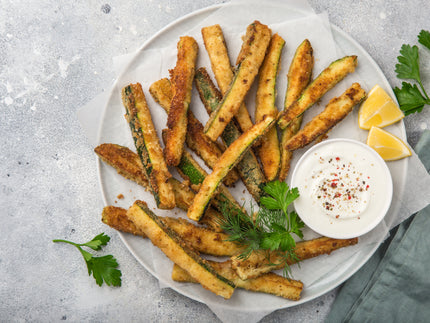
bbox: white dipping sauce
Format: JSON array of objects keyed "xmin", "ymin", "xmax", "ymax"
[{"xmin": 291, "ymin": 139, "xmax": 393, "ymax": 239}]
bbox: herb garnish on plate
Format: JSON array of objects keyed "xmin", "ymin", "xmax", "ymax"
[{"xmin": 219, "ymin": 180, "xmax": 304, "ymax": 277}]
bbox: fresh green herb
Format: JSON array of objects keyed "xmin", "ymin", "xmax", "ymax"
[
  {"xmin": 53, "ymin": 233, "xmax": 122, "ymax": 287},
  {"xmin": 393, "ymin": 29, "xmax": 430, "ymax": 115},
  {"xmin": 219, "ymin": 180, "xmax": 304, "ymax": 277},
  {"xmin": 418, "ymin": 30, "xmax": 430, "ymax": 50}
]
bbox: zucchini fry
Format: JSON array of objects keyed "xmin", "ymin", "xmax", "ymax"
[
  {"xmin": 94, "ymin": 143, "xmax": 149, "ymax": 188},
  {"xmin": 102, "ymin": 205, "xmax": 146, "ymax": 237},
  {"xmin": 278, "ymin": 55, "xmax": 358, "ymax": 129},
  {"xmin": 204, "ymin": 21, "xmax": 272, "ymax": 141},
  {"xmin": 255, "ymin": 34, "xmax": 285, "ymax": 181},
  {"xmin": 195, "ymin": 67, "xmax": 266, "ymax": 202},
  {"xmin": 161, "ymin": 130, "xmax": 247, "ymax": 220},
  {"xmin": 122, "ymin": 83, "xmax": 175, "ymax": 209},
  {"xmin": 164, "ymin": 36, "xmax": 198, "ymax": 166},
  {"xmin": 94, "ymin": 143, "xmax": 222, "ymax": 231},
  {"xmin": 150, "ymin": 78, "xmax": 239, "ymax": 186},
  {"xmin": 188, "ymin": 116, "xmax": 276, "ymax": 221},
  {"xmin": 201, "ymin": 24, "xmax": 253, "ymax": 133},
  {"xmin": 231, "ymin": 237, "xmax": 359, "ymax": 280},
  {"xmin": 285, "ymin": 82, "xmax": 366, "ymax": 151},
  {"xmin": 127, "ymin": 200, "xmax": 235, "ymax": 299},
  {"xmin": 172, "ymin": 261, "xmax": 303, "ymax": 301},
  {"xmin": 279, "ymin": 39, "xmax": 314, "ymax": 181},
  {"xmin": 102, "ymin": 205, "xmax": 239, "ymax": 256}
]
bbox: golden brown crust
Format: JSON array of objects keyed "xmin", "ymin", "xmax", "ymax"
[
  {"xmin": 94, "ymin": 143, "xmax": 149, "ymax": 188},
  {"xmin": 231, "ymin": 236, "xmax": 359, "ymax": 280},
  {"xmin": 285, "ymin": 82, "xmax": 366, "ymax": 151},
  {"xmin": 121, "ymin": 83, "xmax": 175, "ymax": 209},
  {"xmin": 164, "ymin": 36, "xmax": 198, "ymax": 166},
  {"xmin": 102, "ymin": 205, "xmax": 146, "ymax": 237},
  {"xmin": 95, "ymin": 143, "xmax": 224, "ymax": 230},
  {"xmin": 255, "ymin": 33, "xmax": 285, "ymax": 181},
  {"xmin": 150, "ymin": 78, "xmax": 239, "ymax": 186},
  {"xmin": 127, "ymin": 201, "xmax": 235, "ymax": 299},
  {"xmin": 201, "ymin": 24, "xmax": 253, "ymax": 133},
  {"xmin": 279, "ymin": 41, "xmax": 314, "ymax": 181},
  {"xmin": 203, "ymin": 21, "xmax": 271, "ymax": 140},
  {"xmin": 172, "ymin": 260, "xmax": 303, "ymax": 300},
  {"xmin": 186, "ymin": 112, "xmax": 240, "ymax": 186},
  {"xmin": 278, "ymin": 55, "xmax": 358, "ymax": 129}
]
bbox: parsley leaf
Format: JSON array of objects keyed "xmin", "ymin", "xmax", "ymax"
[
  {"xmin": 418, "ymin": 30, "xmax": 430, "ymax": 50},
  {"xmin": 395, "ymin": 44, "xmax": 421, "ymax": 81},
  {"xmin": 219, "ymin": 180, "xmax": 303, "ymax": 277},
  {"xmin": 53, "ymin": 233, "xmax": 122, "ymax": 287},
  {"xmin": 393, "ymin": 30, "xmax": 430, "ymax": 114},
  {"xmin": 393, "ymin": 82, "xmax": 428, "ymax": 115}
]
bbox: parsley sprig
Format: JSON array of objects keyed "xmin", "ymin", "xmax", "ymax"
[
  {"xmin": 53, "ymin": 233, "xmax": 122, "ymax": 287},
  {"xmin": 219, "ymin": 181, "xmax": 304, "ymax": 277},
  {"xmin": 393, "ymin": 30, "xmax": 430, "ymax": 115}
]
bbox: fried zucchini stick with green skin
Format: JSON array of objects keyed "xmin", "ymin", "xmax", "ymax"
[
  {"xmin": 255, "ymin": 34, "xmax": 285, "ymax": 181},
  {"xmin": 94, "ymin": 143, "xmax": 222, "ymax": 231},
  {"xmin": 172, "ymin": 261, "xmax": 303, "ymax": 301},
  {"xmin": 102, "ymin": 204, "xmax": 358, "ymax": 266},
  {"xmin": 231, "ymin": 236, "xmax": 359, "ymax": 280},
  {"xmin": 188, "ymin": 116, "xmax": 276, "ymax": 221},
  {"xmin": 201, "ymin": 24, "xmax": 253, "ymax": 133},
  {"xmin": 161, "ymin": 129, "xmax": 248, "ymax": 221},
  {"xmin": 164, "ymin": 36, "xmax": 198, "ymax": 166},
  {"xmin": 150, "ymin": 78, "xmax": 239, "ymax": 187},
  {"xmin": 127, "ymin": 200, "xmax": 235, "ymax": 299},
  {"xmin": 285, "ymin": 83, "xmax": 366, "ymax": 151},
  {"xmin": 204, "ymin": 21, "xmax": 271, "ymax": 141},
  {"xmin": 279, "ymin": 39, "xmax": 314, "ymax": 181},
  {"xmin": 102, "ymin": 205, "xmax": 239, "ymax": 256},
  {"xmin": 122, "ymin": 83, "xmax": 175, "ymax": 209},
  {"xmin": 195, "ymin": 67, "xmax": 267, "ymax": 202},
  {"xmin": 278, "ymin": 55, "xmax": 358, "ymax": 129}
]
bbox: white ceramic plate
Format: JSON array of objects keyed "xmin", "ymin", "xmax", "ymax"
[{"xmin": 96, "ymin": 2, "xmax": 407, "ymax": 313}]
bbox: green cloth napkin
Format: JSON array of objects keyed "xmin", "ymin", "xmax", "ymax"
[{"xmin": 326, "ymin": 130, "xmax": 430, "ymax": 323}]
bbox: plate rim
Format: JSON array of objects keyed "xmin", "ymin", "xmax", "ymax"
[{"xmin": 94, "ymin": 1, "xmax": 408, "ymax": 311}]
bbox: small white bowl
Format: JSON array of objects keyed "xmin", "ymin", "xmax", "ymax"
[{"xmin": 290, "ymin": 138, "xmax": 393, "ymax": 239}]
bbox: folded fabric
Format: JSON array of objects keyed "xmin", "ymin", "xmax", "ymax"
[{"xmin": 326, "ymin": 130, "xmax": 430, "ymax": 323}]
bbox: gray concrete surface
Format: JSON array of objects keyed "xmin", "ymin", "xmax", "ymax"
[{"xmin": 1, "ymin": 0, "xmax": 429, "ymax": 322}]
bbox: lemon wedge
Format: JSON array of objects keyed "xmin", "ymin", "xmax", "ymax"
[
  {"xmin": 366, "ymin": 126, "xmax": 412, "ymax": 161},
  {"xmin": 358, "ymin": 85, "xmax": 404, "ymax": 130}
]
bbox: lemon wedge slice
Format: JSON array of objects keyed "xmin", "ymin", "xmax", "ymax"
[
  {"xmin": 358, "ymin": 85, "xmax": 404, "ymax": 130},
  {"xmin": 366, "ymin": 126, "xmax": 412, "ymax": 161}
]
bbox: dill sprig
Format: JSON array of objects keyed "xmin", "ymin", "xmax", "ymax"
[{"xmin": 219, "ymin": 180, "xmax": 304, "ymax": 277}]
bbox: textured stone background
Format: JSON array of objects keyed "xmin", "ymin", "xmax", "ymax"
[{"xmin": 1, "ymin": 0, "xmax": 429, "ymax": 322}]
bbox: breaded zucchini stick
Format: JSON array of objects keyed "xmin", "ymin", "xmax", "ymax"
[
  {"xmin": 201, "ymin": 24, "xmax": 253, "ymax": 133},
  {"xmin": 279, "ymin": 39, "xmax": 314, "ymax": 181},
  {"xmin": 94, "ymin": 143, "xmax": 222, "ymax": 231},
  {"xmin": 127, "ymin": 200, "xmax": 235, "ymax": 299},
  {"xmin": 188, "ymin": 116, "xmax": 276, "ymax": 221},
  {"xmin": 278, "ymin": 55, "xmax": 358, "ymax": 129},
  {"xmin": 122, "ymin": 83, "xmax": 175, "ymax": 209},
  {"xmin": 195, "ymin": 67, "xmax": 266, "ymax": 202},
  {"xmin": 102, "ymin": 205, "xmax": 239, "ymax": 256},
  {"xmin": 204, "ymin": 21, "xmax": 271, "ymax": 141},
  {"xmin": 231, "ymin": 237, "xmax": 359, "ymax": 280},
  {"xmin": 150, "ymin": 78, "xmax": 239, "ymax": 186},
  {"xmin": 161, "ymin": 130, "xmax": 248, "ymax": 221},
  {"xmin": 172, "ymin": 261, "xmax": 303, "ymax": 301},
  {"xmin": 285, "ymin": 82, "xmax": 366, "ymax": 151},
  {"xmin": 255, "ymin": 34, "xmax": 285, "ymax": 181},
  {"xmin": 164, "ymin": 36, "xmax": 198, "ymax": 166}
]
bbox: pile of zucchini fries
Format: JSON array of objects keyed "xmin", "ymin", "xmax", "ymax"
[{"xmin": 95, "ymin": 20, "xmax": 365, "ymax": 300}]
